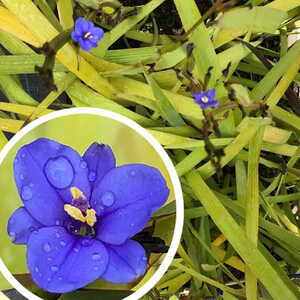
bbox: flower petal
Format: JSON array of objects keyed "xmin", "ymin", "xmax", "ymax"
[
  {"xmin": 79, "ymin": 39, "xmax": 94, "ymax": 51},
  {"xmin": 7, "ymin": 207, "xmax": 42, "ymax": 244},
  {"xmin": 101, "ymin": 240, "xmax": 147, "ymax": 284},
  {"xmin": 91, "ymin": 164, "xmax": 169, "ymax": 217},
  {"xmin": 96, "ymin": 201, "xmax": 151, "ymax": 245},
  {"xmin": 207, "ymin": 88, "xmax": 216, "ymax": 100},
  {"xmin": 27, "ymin": 226, "xmax": 108, "ymax": 293},
  {"xmin": 91, "ymin": 27, "xmax": 104, "ymax": 40},
  {"xmin": 71, "ymin": 31, "xmax": 80, "ymax": 42},
  {"xmin": 83, "ymin": 143, "xmax": 115, "ymax": 189},
  {"xmin": 14, "ymin": 138, "xmax": 91, "ymax": 225},
  {"xmin": 75, "ymin": 17, "xmax": 89, "ymax": 34}
]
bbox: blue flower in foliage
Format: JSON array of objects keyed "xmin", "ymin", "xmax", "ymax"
[
  {"xmin": 7, "ymin": 138, "xmax": 169, "ymax": 293},
  {"xmin": 194, "ymin": 89, "xmax": 219, "ymax": 110},
  {"xmin": 71, "ymin": 18, "xmax": 104, "ymax": 51}
]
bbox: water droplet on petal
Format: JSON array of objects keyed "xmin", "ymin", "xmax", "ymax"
[
  {"xmin": 55, "ymin": 220, "xmax": 60, "ymax": 226},
  {"xmin": 47, "ymin": 257, "xmax": 52, "ymax": 262},
  {"xmin": 21, "ymin": 186, "xmax": 32, "ymax": 201},
  {"xmin": 81, "ymin": 238, "xmax": 92, "ymax": 247},
  {"xmin": 74, "ymin": 247, "xmax": 79, "ymax": 253},
  {"xmin": 101, "ymin": 191, "xmax": 115, "ymax": 207},
  {"xmin": 60, "ymin": 240, "xmax": 66, "ymax": 247},
  {"xmin": 15, "ymin": 158, "xmax": 18, "ymax": 163},
  {"xmin": 29, "ymin": 183, "xmax": 34, "ymax": 188},
  {"xmin": 93, "ymin": 266, "xmax": 99, "ymax": 271},
  {"xmin": 130, "ymin": 170, "xmax": 136, "ymax": 177},
  {"xmin": 80, "ymin": 161, "xmax": 87, "ymax": 169},
  {"xmin": 45, "ymin": 157, "xmax": 74, "ymax": 189},
  {"xmin": 51, "ymin": 265, "xmax": 58, "ymax": 272},
  {"xmin": 43, "ymin": 242, "xmax": 52, "ymax": 253},
  {"xmin": 130, "ymin": 223, "xmax": 135, "ymax": 227},
  {"xmin": 35, "ymin": 267, "xmax": 39, "ymax": 273},
  {"xmin": 55, "ymin": 232, "xmax": 60, "ymax": 238},
  {"xmin": 58, "ymin": 277, "xmax": 62, "ymax": 281},
  {"xmin": 142, "ymin": 256, "xmax": 147, "ymax": 261},
  {"xmin": 92, "ymin": 253, "xmax": 101, "ymax": 261},
  {"xmin": 47, "ymin": 278, "xmax": 51, "ymax": 282},
  {"xmin": 21, "ymin": 153, "xmax": 26, "ymax": 158},
  {"xmin": 20, "ymin": 174, "xmax": 25, "ymax": 180},
  {"xmin": 88, "ymin": 171, "xmax": 96, "ymax": 182},
  {"xmin": 9, "ymin": 231, "xmax": 16, "ymax": 241}
]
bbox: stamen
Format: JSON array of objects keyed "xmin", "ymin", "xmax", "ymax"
[
  {"xmin": 83, "ymin": 32, "xmax": 93, "ymax": 39},
  {"xmin": 86, "ymin": 209, "xmax": 97, "ymax": 227},
  {"xmin": 64, "ymin": 204, "xmax": 86, "ymax": 223},
  {"xmin": 201, "ymin": 96, "xmax": 209, "ymax": 103},
  {"xmin": 70, "ymin": 187, "xmax": 84, "ymax": 199}
]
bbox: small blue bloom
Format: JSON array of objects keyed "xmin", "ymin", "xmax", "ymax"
[
  {"xmin": 194, "ymin": 89, "xmax": 219, "ymax": 110},
  {"xmin": 8, "ymin": 138, "xmax": 169, "ymax": 293},
  {"xmin": 71, "ymin": 17, "xmax": 104, "ymax": 51},
  {"xmin": 217, "ymin": 288, "xmax": 223, "ymax": 296}
]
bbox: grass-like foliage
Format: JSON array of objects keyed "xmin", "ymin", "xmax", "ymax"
[{"xmin": 0, "ymin": 0, "xmax": 299, "ymax": 299}]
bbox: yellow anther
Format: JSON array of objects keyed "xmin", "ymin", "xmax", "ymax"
[
  {"xmin": 84, "ymin": 32, "xmax": 92, "ymax": 39},
  {"xmin": 86, "ymin": 209, "xmax": 97, "ymax": 227},
  {"xmin": 201, "ymin": 96, "xmax": 209, "ymax": 103},
  {"xmin": 64, "ymin": 204, "xmax": 86, "ymax": 223},
  {"xmin": 70, "ymin": 187, "xmax": 84, "ymax": 199}
]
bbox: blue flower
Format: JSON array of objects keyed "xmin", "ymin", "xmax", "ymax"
[
  {"xmin": 71, "ymin": 18, "xmax": 104, "ymax": 51},
  {"xmin": 194, "ymin": 89, "xmax": 219, "ymax": 110},
  {"xmin": 7, "ymin": 138, "xmax": 169, "ymax": 293}
]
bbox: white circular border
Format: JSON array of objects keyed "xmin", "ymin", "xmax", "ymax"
[{"xmin": 0, "ymin": 108, "xmax": 184, "ymax": 300}]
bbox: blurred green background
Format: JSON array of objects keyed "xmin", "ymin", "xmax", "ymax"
[{"xmin": 0, "ymin": 113, "xmax": 174, "ymax": 290}]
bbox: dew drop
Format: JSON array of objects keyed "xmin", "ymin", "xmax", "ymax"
[
  {"xmin": 88, "ymin": 171, "xmax": 96, "ymax": 182},
  {"xmin": 92, "ymin": 253, "xmax": 101, "ymax": 261},
  {"xmin": 55, "ymin": 232, "xmax": 61, "ymax": 238},
  {"xmin": 19, "ymin": 174, "xmax": 25, "ymax": 180},
  {"xmin": 15, "ymin": 158, "xmax": 19, "ymax": 163},
  {"xmin": 47, "ymin": 278, "xmax": 51, "ymax": 282},
  {"xmin": 35, "ymin": 267, "xmax": 39, "ymax": 273},
  {"xmin": 51, "ymin": 265, "xmax": 58, "ymax": 272},
  {"xmin": 73, "ymin": 247, "xmax": 79, "ymax": 253},
  {"xmin": 21, "ymin": 153, "xmax": 26, "ymax": 158},
  {"xmin": 101, "ymin": 191, "xmax": 115, "ymax": 207},
  {"xmin": 55, "ymin": 220, "xmax": 60, "ymax": 226},
  {"xmin": 130, "ymin": 223, "xmax": 135, "ymax": 227},
  {"xmin": 60, "ymin": 240, "xmax": 66, "ymax": 247},
  {"xmin": 130, "ymin": 170, "xmax": 136, "ymax": 177},
  {"xmin": 47, "ymin": 257, "xmax": 52, "ymax": 262},
  {"xmin": 58, "ymin": 277, "xmax": 62, "ymax": 281},
  {"xmin": 80, "ymin": 161, "xmax": 87, "ymax": 169},
  {"xmin": 81, "ymin": 238, "xmax": 92, "ymax": 247},
  {"xmin": 44, "ymin": 157, "xmax": 74, "ymax": 189},
  {"xmin": 9, "ymin": 231, "xmax": 16, "ymax": 241},
  {"xmin": 21, "ymin": 186, "xmax": 32, "ymax": 201},
  {"xmin": 142, "ymin": 256, "xmax": 147, "ymax": 261},
  {"xmin": 29, "ymin": 183, "xmax": 34, "ymax": 188},
  {"xmin": 43, "ymin": 242, "xmax": 51, "ymax": 253},
  {"xmin": 93, "ymin": 266, "xmax": 99, "ymax": 271}
]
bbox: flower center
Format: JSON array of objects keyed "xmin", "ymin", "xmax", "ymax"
[
  {"xmin": 201, "ymin": 96, "xmax": 209, "ymax": 103},
  {"xmin": 83, "ymin": 32, "xmax": 93, "ymax": 39},
  {"xmin": 64, "ymin": 187, "xmax": 97, "ymax": 227}
]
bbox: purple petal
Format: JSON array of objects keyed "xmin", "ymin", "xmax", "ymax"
[
  {"xmin": 7, "ymin": 207, "xmax": 42, "ymax": 244},
  {"xmin": 83, "ymin": 143, "xmax": 116, "ymax": 189},
  {"xmin": 14, "ymin": 138, "xmax": 91, "ymax": 225},
  {"xmin": 75, "ymin": 17, "xmax": 89, "ymax": 34},
  {"xmin": 27, "ymin": 227, "xmax": 108, "ymax": 293},
  {"xmin": 101, "ymin": 240, "xmax": 147, "ymax": 283},
  {"xmin": 91, "ymin": 27, "xmax": 104, "ymax": 40},
  {"xmin": 87, "ymin": 21, "xmax": 94, "ymax": 31},
  {"xmin": 206, "ymin": 88, "xmax": 216, "ymax": 101},
  {"xmin": 91, "ymin": 164, "xmax": 169, "ymax": 217},
  {"xmin": 79, "ymin": 38, "xmax": 94, "ymax": 51},
  {"xmin": 95, "ymin": 201, "xmax": 151, "ymax": 245},
  {"xmin": 71, "ymin": 31, "xmax": 80, "ymax": 43}
]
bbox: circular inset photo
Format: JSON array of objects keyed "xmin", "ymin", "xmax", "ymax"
[{"xmin": 0, "ymin": 108, "xmax": 183, "ymax": 300}]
